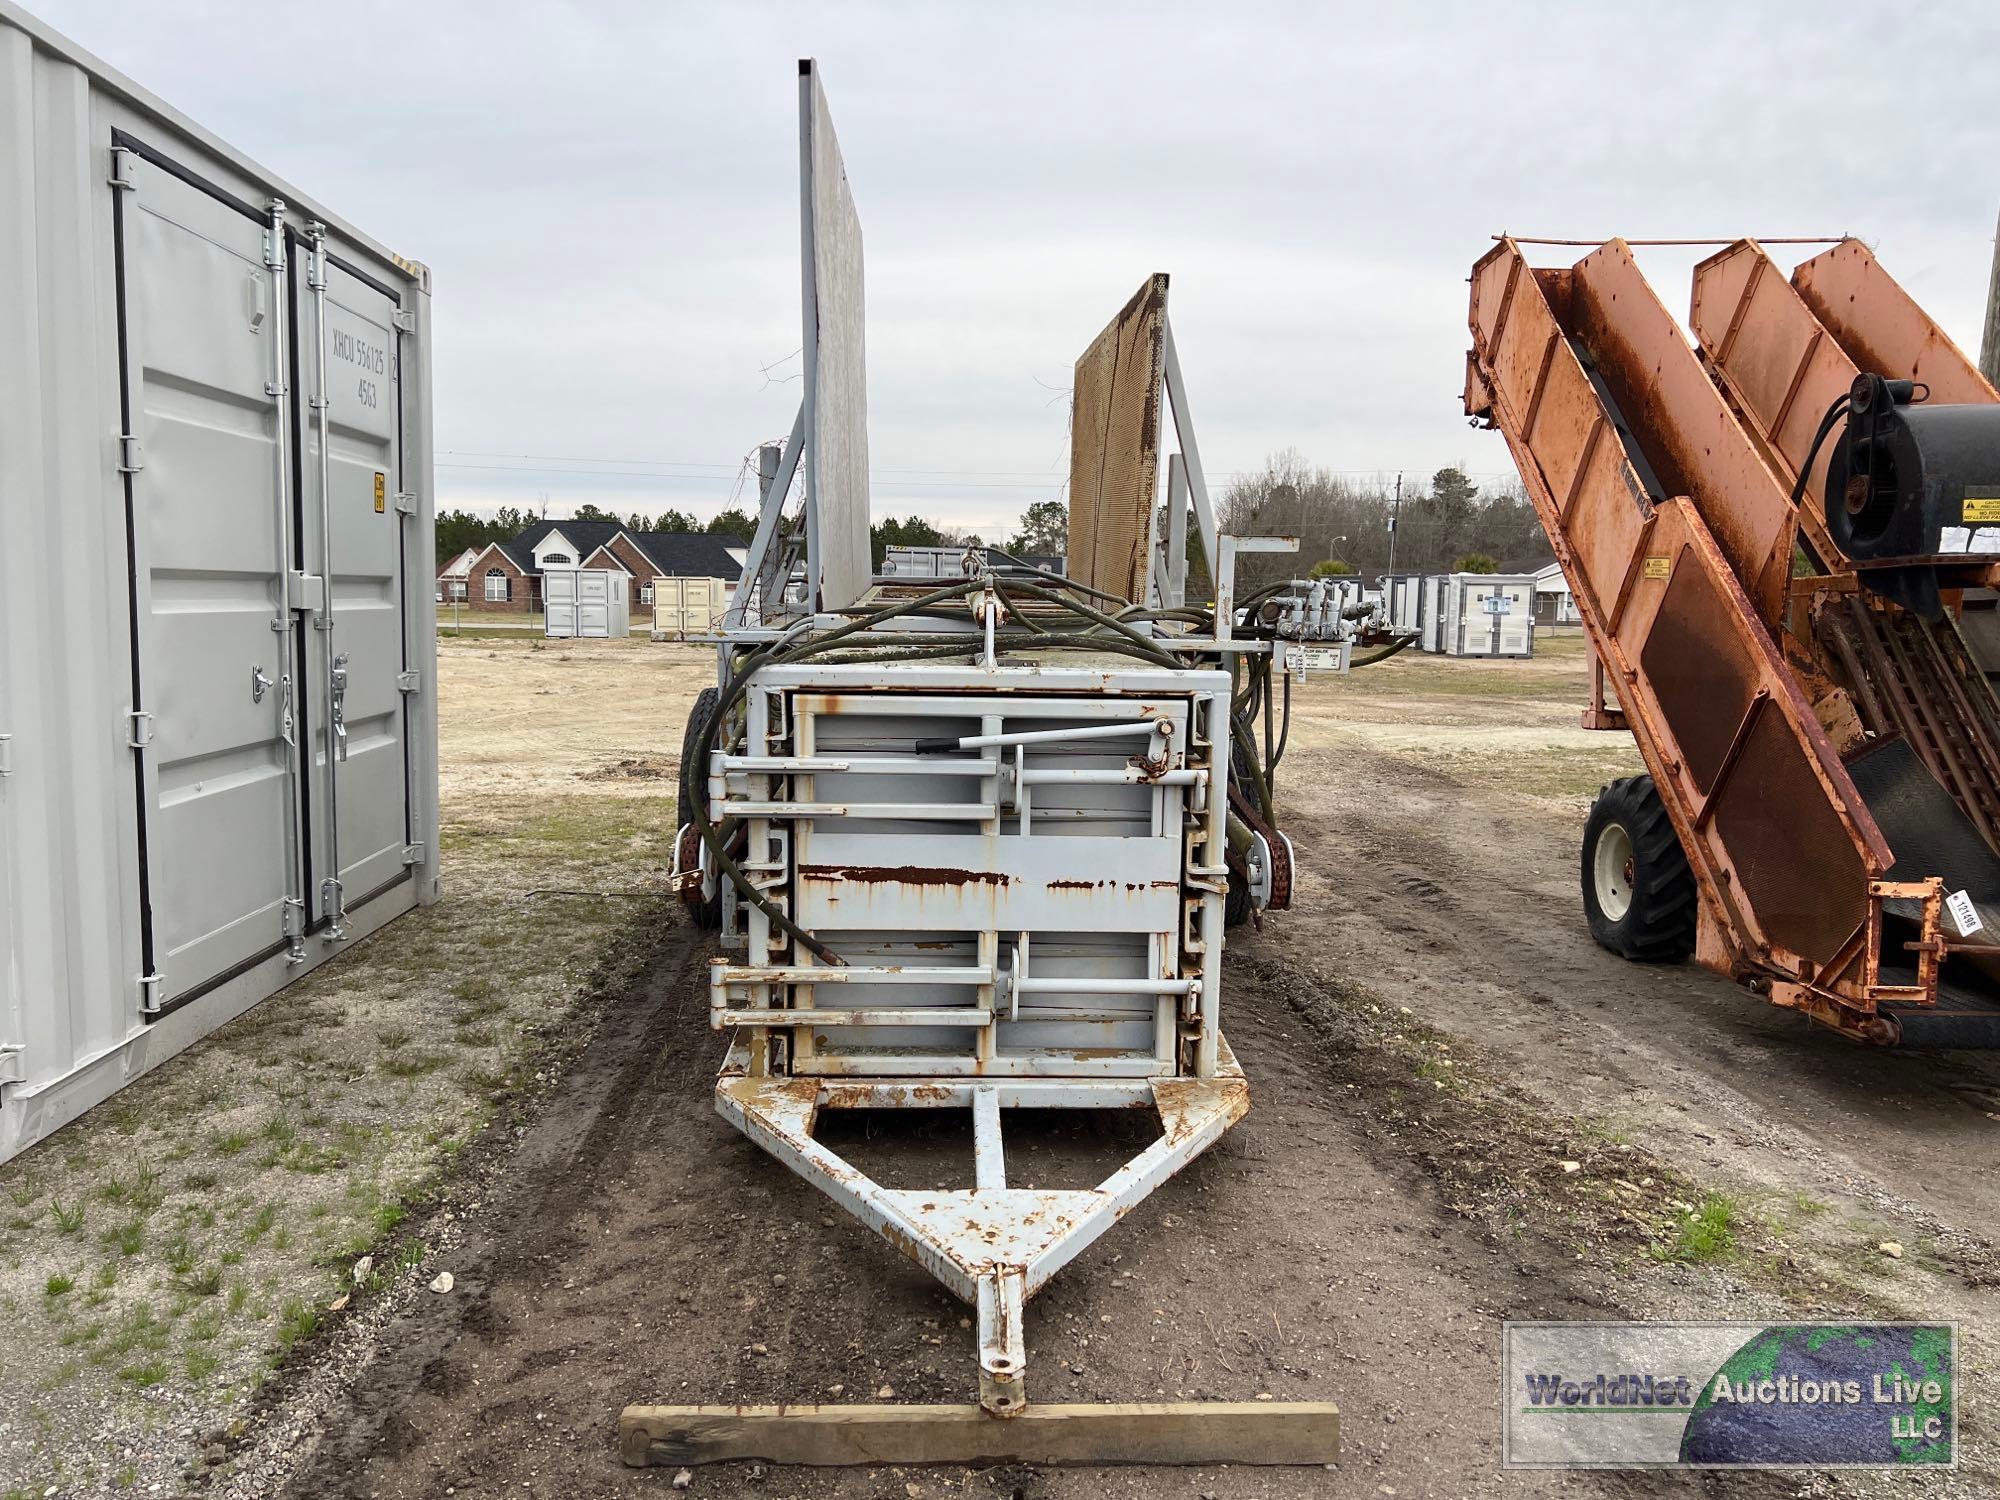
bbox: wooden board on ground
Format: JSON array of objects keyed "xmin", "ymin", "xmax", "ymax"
[
  {"xmin": 1067, "ymin": 273, "xmax": 1169, "ymax": 604},
  {"xmin": 620, "ymin": 1400, "xmax": 1339, "ymax": 1468}
]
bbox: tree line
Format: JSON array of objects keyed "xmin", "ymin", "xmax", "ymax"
[
  {"xmin": 1216, "ymin": 452, "xmax": 1548, "ymax": 591},
  {"xmin": 434, "ymin": 451, "xmax": 1549, "ymax": 597},
  {"xmin": 434, "ymin": 502, "xmax": 758, "ymax": 562}
]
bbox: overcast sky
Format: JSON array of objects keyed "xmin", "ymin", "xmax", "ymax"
[{"xmin": 35, "ymin": 0, "xmax": 2000, "ymax": 536}]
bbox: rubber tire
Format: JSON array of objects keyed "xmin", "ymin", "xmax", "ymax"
[
  {"xmin": 679, "ymin": 686, "xmax": 723, "ymax": 930},
  {"xmin": 1580, "ymin": 775, "xmax": 1696, "ymax": 962}
]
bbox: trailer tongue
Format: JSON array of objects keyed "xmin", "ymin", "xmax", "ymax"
[{"xmin": 1466, "ymin": 234, "xmax": 2000, "ymax": 1047}]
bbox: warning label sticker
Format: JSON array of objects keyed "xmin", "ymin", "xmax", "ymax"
[
  {"xmin": 1642, "ymin": 556, "xmax": 1671, "ymax": 580},
  {"xmin": 374, "ymin": 472, "xmax": 387, "ymax": 514},
  {"xmin": 1962, "ymin": 486, "xmax": 2000, "ymax": 523}
]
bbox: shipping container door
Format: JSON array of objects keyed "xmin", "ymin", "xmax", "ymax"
[
  {"xmin": 117, "ymin": 156, "xmax": 302, "ymax": 1004},
  {"xmin": 545, "ymin": 570, "xmax": 577, "ymax": 637},
  {"xmin": 576, "ymin": 570, "xmax": 610, "ymax": 637},
  {"xmin": 295, "ymin": 253, "xmax": 410, "ymax": 926}
]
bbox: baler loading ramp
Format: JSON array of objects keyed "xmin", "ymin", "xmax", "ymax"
[{"xmin": 1467, "ymin": 236, "xmax": 2000, "ymax": 1046}]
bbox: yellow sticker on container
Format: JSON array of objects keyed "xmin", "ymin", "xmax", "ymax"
[
  {"xmin": 1963, "ymin": 495, "xmax": 2000, "ymax": 523},
  {"xmin": 374, "ymin": 472, "xmax": 387, "ymax": 513},
  {"xmin": 1642, "ymin": 555, "xmax": 1671, "ymax": 580}
]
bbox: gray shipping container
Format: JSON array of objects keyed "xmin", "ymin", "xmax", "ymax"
[{"xmin": 0, "ymin": 2, "xmax": 440, "ymax": 1162}]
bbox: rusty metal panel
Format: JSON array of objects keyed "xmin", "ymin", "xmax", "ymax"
[
  {"xmin": 1708, "ymin": 700, "xmax": 1869, "ymax": 963},
  {"xmin": 1793, "ymin": 240, "xmax": 1999, "ymax": 405},
  {"xmin": 1068, "ymin": 274, "xmax": 1168, "ymax": 603},
  {"xmin": 1640, "ymin": 553, "xmax": 1760, "ymax": 794},
  {"xmin": 1691, "ymin": 240, "xmax": 1858, "ymax": 552},
  {"xmin": 1567, "ymin": 240, "xmax": 1797, "ymax": 624}
]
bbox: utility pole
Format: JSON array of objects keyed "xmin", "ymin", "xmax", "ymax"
[
  {"xmin": 1386, "ymin": 472, "xmax": 1402, "ymax": 576},
  {"xmin": 1983, "ymin": 204, "xmax": 2000, "ymax": 388}
]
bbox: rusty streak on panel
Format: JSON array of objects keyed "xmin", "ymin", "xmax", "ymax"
[{"xmin": 798, "ymin": 865, "xmax": 1011, "ymax": 888}]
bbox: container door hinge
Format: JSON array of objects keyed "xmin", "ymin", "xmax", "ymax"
[
  {"xmin": 127, "ymin": 711, "xmax": 154, "ymax": 750},
  {"xmin": 108, "ymin": 145, "xmax": 137, "ymax": 192},
  {"xmin": 138, "ymin": 973, "xmax": 165, "ymax": 1016},
  {"xmin": 289, "ymin": 571, "xmax": 326, "ymax": 615},
  {"xmin": 391, "ymin": 309, "xmax": 416, "ymax": 334},
  {"xmin": 117, "ymin": 434, "xmax": 144, "ymax": 473},
  {"xmin": 0, "ymin": 732, "xmax": 12, "ymax": 777},
  {"xmin": 393, "ymin": 491, "xmax": 417, "ymax": 516},
  {"xmin": 395, "ymin": 670, "xmax": 420, "ymax": 694},
  {"xmin": 0, "ymin": 1043, "xmax": 24, "ymax": 1088},
  {"xmin": 401, "ymin": 843, "xmax": 425, "ymax": 867}
]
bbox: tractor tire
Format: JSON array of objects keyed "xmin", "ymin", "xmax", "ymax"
[
  {"xmin": 1580, "ymin": 775, "xmax": 1696, "ymax": 962},
  {"xmin": 679, "ymin": 687, "xmax": 723, "ymax": 930}
]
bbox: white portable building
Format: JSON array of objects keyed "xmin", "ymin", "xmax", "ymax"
[
  {"xmin": 544, "ymin": 569, "xmax": 630, "ymax": 638},
  {"xmin": 650, "ymin": 576, "xmax": 726, "ymax": 640},
  {"xmin": 1430, "ymin": 574, "xmax": 1537, "ymax": 658},
  {"xmin": 0, "ymin": 3, "xmax": 439, "ymax": 1161},
  {"xmin": 1381, "ymin": 573, "xmax": 1425, "ymax": 636}
]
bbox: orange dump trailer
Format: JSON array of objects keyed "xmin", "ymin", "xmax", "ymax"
[{"xmin": 1466, "ymin": 236, "xmax": 2000, "ymax": 1046}]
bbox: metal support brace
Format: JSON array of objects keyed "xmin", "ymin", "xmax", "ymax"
[{"xmin": 976, "ymin": 1267, "xmax": 1027, "ymax": 1416}]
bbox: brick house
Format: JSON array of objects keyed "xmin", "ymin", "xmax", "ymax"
[{"xmin": 440, "ymin": 520, "xmax": 743, "ymax": 617}]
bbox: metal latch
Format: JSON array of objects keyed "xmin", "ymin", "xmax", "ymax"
[
  {"xmin": 251, "ymin": 666, "xmax": 273, "ymax": 704},
  {"xmin": 117, "ymin": 434, "xmax": 144, "ymax": 474},
  {"xmin": 0, "ymin": 1043, "xmax": 24, "ymax": 1088},
  {"xmin": 392, "ymin": 309, "xmax": 416, "ymax": 333},
  {"xmin": 0, "ymin": 732, "xmax": 12, "ymax": 777},
  {"xmin": 401, "ymin": 843, "xmax": 425, "ymax": 866},
  {"xmin": 290, "ymin": 572, "xmax": 326, "ymax": 614},
  {"xmin": 330, "ymin": 653, "xmax": 349, "ymax": 762},
  {"xmin": 127, "ymin": 711, "xmax": 154, "ymax": 750},
  {"xmin": 108, "ymin": 145, "xmax": 137, "ymax": 192},
  {"xmin": 393, "ymin": 491, "xmax": 417, "ymax": 516},
  {"xmin": 395, "ymin": 670, "xmax": 420, "ymax": 694},
  {"xmin": 138, "ymin": 973, "xmax": 165, "ymax": 1016}
]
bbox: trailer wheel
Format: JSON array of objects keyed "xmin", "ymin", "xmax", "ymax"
[
  {"xmin": 679, "ymin": 687, "xmax": 723, "ymax": 930},
  {"xmin": 1581, "ymin": 775, "xmax": 1695, "ymax": 962}
]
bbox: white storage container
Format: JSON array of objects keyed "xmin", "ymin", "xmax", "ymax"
[
  {"xmin": 544, "ymin": 568, "xmax": 630, "ymax": 638},
  {"xmin": 0, "ymin": 2, "xmax": 439, "ymax": 1162},
  {"xmin": 1420, "ymin": 575, "xmax": 1448, "ymax": 652},
  {"xmin": 650, "ymin": 575, "xmax": 725, "ymax": 639},
  {"xmin": 1381, "ymin": 573, "xmax": 1424, "ymax": 635},
  {"xmin": 1433, "ymin": 574, "xmax": 1536, "ymax": 658}
]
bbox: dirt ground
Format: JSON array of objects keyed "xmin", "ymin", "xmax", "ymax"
[{"xmin": 213, "ymin": 633, "xmax": 2000, "ymax": 1497}]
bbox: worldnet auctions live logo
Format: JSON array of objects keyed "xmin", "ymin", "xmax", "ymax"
[{"xmin": 1503, "ymin": 1322, "xmax": 1956, "ymax": 1469}]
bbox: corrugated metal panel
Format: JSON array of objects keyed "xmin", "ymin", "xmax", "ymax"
[
  {"xmin": 1068, "ymin": 274, "xmax": 1169, "ymax": 604},
  {"xmin": 0, "ymin": 1, "xmax": 438, "ymax": 1163}
]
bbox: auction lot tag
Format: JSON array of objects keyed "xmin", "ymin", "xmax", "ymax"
[
  {"xmin": 1503, "ymin": 1322, "xmax": 1955, "ymax": 1468},
  {"xmin": 1946, "ymin": 889, "xmax": 1982, "ymax": 937}
]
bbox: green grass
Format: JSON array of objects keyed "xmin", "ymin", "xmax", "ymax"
[
  {"xmin": 44, "ymin": 1273, "xmax": 74, "ymax": 1297},
  {"xmin": 178, "ymin": 1265, "xmax": 224, "ymax": 1298},
  {"xmin": 210, "ymin": 1129, "xmax": 254, "ymax": 1158},
  {"xmin": 378, "ymin": 1024, "xmax": 414, "ymax": 1050},
  {"xmin": 50, "ymin": 1197, "xmax": 85, "ymax": 1234},
  {"xmin": 379, "ymin": 1050, "xmax": 448, "ymax": 1079},
  {"xmin": 276, "ymin": 1296, "xmax": 319, "ymax": 1352},
  {"xmin": 105, "ymin": 1220, "xmax": 144, "ymax": 1258},
  {"xmin": 185, "ymin": 1345, "xmax": 220, "ymax": 1383},
  {"xmin": 118, "ymin": 1358, "xmax": 168, "ymax": 1387},
  {"xmin": 1660, "ymin": 1193, "xmax": 1740, "ymax": 1263}
]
